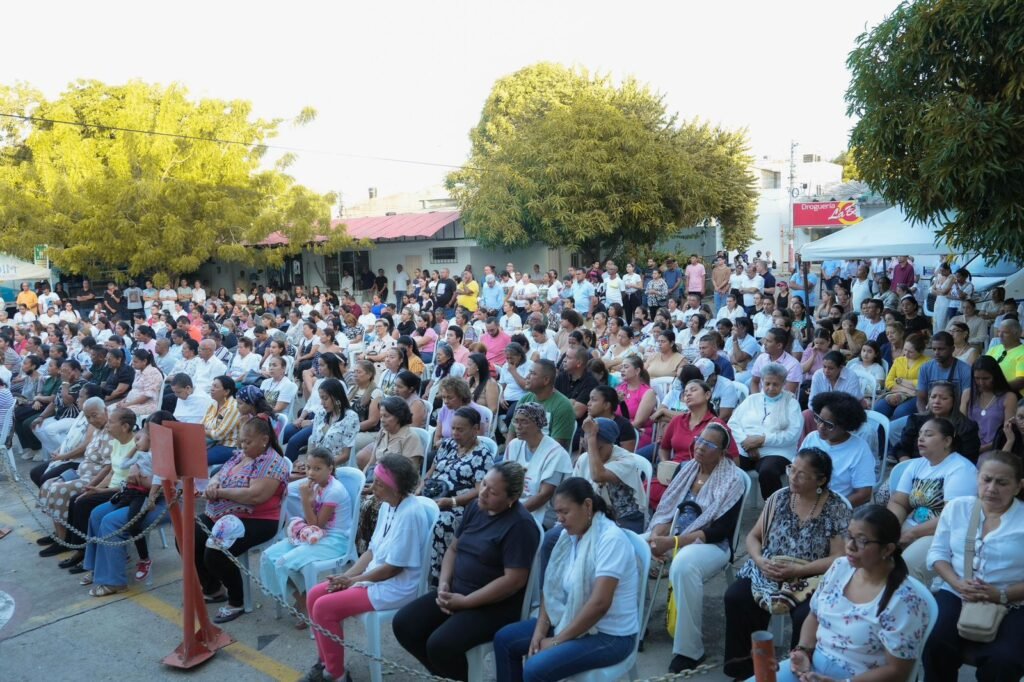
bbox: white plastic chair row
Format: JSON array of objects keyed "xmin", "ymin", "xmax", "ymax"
[{"xmin": 0, "ymin": 406, "xmax": 18, "ymax": 482}]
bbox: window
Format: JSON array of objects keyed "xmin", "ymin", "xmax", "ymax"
[{"xmin": 430, "ymin": 247, "xmax": 457, "ymax": 264}]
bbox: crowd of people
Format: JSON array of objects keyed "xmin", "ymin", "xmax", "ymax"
[{"xmin": 3, "ymin": 250, "xmax": 1024, "ymax": 681}]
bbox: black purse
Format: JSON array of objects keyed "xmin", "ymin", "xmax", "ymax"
[{"xmin": 421, "ymin": 479, "xmax": 452, "ymax": 500}]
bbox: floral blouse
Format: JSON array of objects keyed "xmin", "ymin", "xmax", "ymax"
[
  {"xmin": 810, "ymin": 557, "xmax": 930, "ymax": 676},
  {"xmin": 308, "ymin": 409, "xmax": 361, "ymax": 459},
  {"xmin": 428, "ymin": 439, "xmax": 493, "ymax": 499},
  {"xmin": 206, "ymin": 448, "xmax": 290, "ymax": 520}
]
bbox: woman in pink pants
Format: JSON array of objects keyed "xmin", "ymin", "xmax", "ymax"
[{"xmin": 302, "ymin": 454, "xmax": 432, "ymax": 682}]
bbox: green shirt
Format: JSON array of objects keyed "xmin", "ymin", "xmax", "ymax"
[{"xmin": 516, "ymin": 390, "xmax": 576, "ymax": 443}]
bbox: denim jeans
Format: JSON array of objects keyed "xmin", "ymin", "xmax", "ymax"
[
  {"xmin": 84, "ymin": 500, "xmax": 167, "ymax": 587},
  {"xmin": 493, "ymin": 617, "xmax": 635, "ymax": 682},
  {"xmin": 748, "ymin": 651, "xmax": 852, "ymax": 682}
]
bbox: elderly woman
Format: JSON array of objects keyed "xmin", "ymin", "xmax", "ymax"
[
  {"xmin": 393, "ymin": 461, "xmax": 541, "ymax": 681},
  {"xmin": 504, "ymin": 402, "xmax": 573, "ymax": 525},
  {"xmin": 728, "ymin": 362, "xmax": 804, "ymax": 500},
  {"xmin": 649, "ymin": 422, "xmax": 746, "ymax": 673},
  {"xmin": 422, "ymin": 407, "xmax": 494, "ymax": 583},
  {"xmin": 723, "ymin": 447, "xmax": 851, "ymax": 679},
  {"xmin": 302, "ymin": 454, "xmax": 431, "ymax": 682},
  {"xmin": 432, "ymin": 376, "xmax": 491, "ymax": 450},
  {"xmin": 350, "ymin": 359, "xmax": 384, "ymax": 453},
  {"xmin": 116, "ymin": 349, "xmax": 164, "ymax": 416},
  {"xmin": 354, "ymin": 396, "xmax": 424, "ymax": 473},
  {"xmin": 204, "ymin": 375, "xmax": 243, "ymax": 465},
  {"xmin": 800, "ymin": 391, "xmax": 875, "ymax": 507},
  {"xmin": 887, "ymin": 417, "xmax": 977, "ymax": 584},
  {"xmin": 195, "ymin": 416, "xmax": 290, "ymax": 623},
  {"xmin": 763, "ymin": 505, "xmax": 929, "ymax": 682},
  {"xmin": 492, "ymin": 477, "xmax": 639, "ymax": 681},
  {"xmin": 893, "ymin": 381, "xmax": 981, "ymax": 463},
  {"xmin": 648, "ymin": 379, "xmax": 739, "ymax": 509},
  {"xmin": 922, "ymin": 451, "xmax": 1024, "ymax": 681}
]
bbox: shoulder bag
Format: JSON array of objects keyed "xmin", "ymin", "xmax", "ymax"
[{"xmin": 957, "ymin": 500, "xmax": 1007, "ymax": 642}]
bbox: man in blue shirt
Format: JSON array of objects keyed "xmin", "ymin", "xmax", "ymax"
[
  {"xmin": 912, "ymin": 331, "xmax": 973, "ymax": 417},
  {"xmin": 725, "ymin": 317, "xmax": 762, "ymax": 384},
  {"xmin": 821, "ymin": 260, "xmax": 842, "ymax": 293},
  {"xmin": 699, "ymin": 332, "xmax": 735, "ymax": 380},
  {"xmin": 570, "ymin": 270, "xmax": 595, "ymax": 316},
  {"xmin": 662, "ymin": 258, "xmax": 683, "ymax": 302},
  {"xmin": 789, "ymin": 261, "xmax": 821, "ymax": 307},
  {"xmin": 480, "ymin": 274, "xmax": 505, "ymax": 313}
]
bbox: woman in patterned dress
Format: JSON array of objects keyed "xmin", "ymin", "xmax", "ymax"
[{"xmin": 421, "ymin": 407, "xmax": 493, "ymax": 584}]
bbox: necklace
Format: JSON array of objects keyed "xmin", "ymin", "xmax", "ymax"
[
  {"xmin": 790, "ymin": 490, "xmax": 823, "ymax": 523},
  {"xmin": 979, "ymin": 393, "xmax": 997, "ymax": 417}
]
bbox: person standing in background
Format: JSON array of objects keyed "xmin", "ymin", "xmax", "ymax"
[
  {"xmin": 393, "ymin": 264, "xmax": 409, "ymax": 307},
  {"xmin": 685, "ymin": 254, "xmax": 706, "ymax": 299},
  {"xmin": 712, "ymin": 256, "xmax": 732, "ymax": 312}
]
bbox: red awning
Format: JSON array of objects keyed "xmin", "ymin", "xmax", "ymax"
[{"xmin": 259, "ymin": 211, "xmax": 460, "ymax": 246}]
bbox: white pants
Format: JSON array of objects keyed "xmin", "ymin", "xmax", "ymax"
[
  {"xmin": 37, "ymin": 417, "xmax": 74, "ymax": 456},
  {"xmin": 669, "ymin": 542, "xmax": 730, "ymax": 659},
  {"xmin": 933, "ymin": 296, "xmax": 950, "ymax": 334},
  {"xmin": 903, "ymin": 535, "xmax": 936, "ymax": 586}
]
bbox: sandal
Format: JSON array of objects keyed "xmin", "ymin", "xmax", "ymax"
[
  {"xmin": 79, "ymin": 572, "xmax": 94, "ymax": 586},
  {"xmin": 89, "ymin": 584, "xmax": 125, "ymax": 597},
  {"xmin": 213, "ymin": 606, "xmax": 245, "ymax": 624},
  {"xmin": 204, "ymin": 589, "xmax": 228, "ymax": 603}
]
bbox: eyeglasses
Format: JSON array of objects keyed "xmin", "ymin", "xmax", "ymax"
[
  {"xmin": 812, "ymin": 412, "xmax": 836, "ymax": 430},
  {"xmin": 784, "ymin": 464, "xmax": 816, "ymax": 482},
  {"xmin": 842, "ymin": 531, "xmax": 884, "ymax": 551},
  {"xmin": 693, "ymin": 436, "xmax": 721, "ymax": 450}
]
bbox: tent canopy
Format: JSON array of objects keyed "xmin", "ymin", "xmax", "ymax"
[
  {"xmin": 799, "ymin": 206, "xmax": 949, "ymax": 260},
  {"xmin": 0, "ymin": 253, "xmax": 52, "ymax": 282}
]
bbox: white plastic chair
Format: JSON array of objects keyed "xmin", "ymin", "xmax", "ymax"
[
  {"xmin": 651, "ymin": 376, "xmax": 674, "ymax": 402},
  {"xmin": 272, "ymin": 413, "xmax": 288, "ymax": 441},
  {"xmin": 569, "ymin": 530, "xmax": 652, "ymax": 682},
  {"xmin": 630, "ymin": 452, "xmax": 653, "ymax": 511},
  {"xmin": 478, "ymin": 436, "xmax": 498, "ymax": 460},
  {"xmin": 906, "ymin": 576, "xmax": 939, "ymax": 681},
  {"xmin": 0, "ymin": 405, "xmax": 18, "ymax": 482},
  {"xmin": 733, "ymin": 380, "xmax": 750, "ymax": 404},
  {"xmin": 466, "ymin": 521, "xmax": 544, "ymax": 680},
  {"xmin": 240, "ymin": 457, "xmax": 293, "ymax": 612},
  {"xmin": 346, "ymin": 496, "xmax": 439, "ymax": 682},
  {"xmin": 888, "ymin": 458, "xmax": 914, "ymax": 496},
  {"xmin": 410, "ymin": 427, "xmax": 431, "ymax": 477},
  {"xmin": 476, "ymin": 404, "xmax": 495, "ymax": 439},
  {"xmin": 276, "ymin": 468, "xmax": 365, "ymax": 624},
  {"xmin": 864, "ymin": 410, "xmax": 891, "ymax": 492}
]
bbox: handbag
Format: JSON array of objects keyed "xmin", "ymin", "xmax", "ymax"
[
  {"xmin": 957, "ymin": 500, "xmax": 1007, "ymax": 642},
  {"xmin": 421, "ymin": 478, "xmax": 452, "ymax": 500},
  {"xmin": 755, "ymin": 492, "xmax": 821, "ymax": 614}
]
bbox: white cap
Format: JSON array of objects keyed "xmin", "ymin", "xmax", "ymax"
[{"xmin": 692, "ymin": 357, "xmax": 715, "ymax": 381}]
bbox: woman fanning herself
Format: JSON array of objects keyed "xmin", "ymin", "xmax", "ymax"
[
  {"xmin": 648, "ymin": 423, "xmax": 746, "ymax": 673},
  {"xmin": 303, "ymin": 455, "xmax": 431, "ymax": 682},
  {"xmin": 492, "ymin": 478, "xmax": 639, "ymax": 682},
  {"xmin": 763, "ymin": 505, "xmax": 929, "ymax": 682},
  {"xmin": 723, "ymin": 448, "xmax": 850, "ymax": 680},
  {"xmin": 886, "ymin": 417, "xmax": 976, "ymax": 584},
  {"xmin": 922, "ymin": 451, "xmax": 1024, "ymax": 682}
]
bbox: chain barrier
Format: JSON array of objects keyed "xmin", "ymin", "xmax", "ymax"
[{"xmin": 1, "ymin": 458, "xmax": 179, "ymax": 550}]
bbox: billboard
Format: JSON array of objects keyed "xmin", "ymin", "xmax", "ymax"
[{"xmin": 793, "ymin": 200, "xmax": 863, "ymax": 228}]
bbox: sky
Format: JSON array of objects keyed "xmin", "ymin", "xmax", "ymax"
[{"xmin": 5, "ymin": 0, "xmax": 901, "ymax": 206}]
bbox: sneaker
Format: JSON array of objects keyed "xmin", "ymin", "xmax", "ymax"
[
  {"xmin": 135, "ymin": 559, "xmax": 152, "ymax": 582},
  {"xmin": 20, "ymin": 449, "xmax": 37, "ymax": 461},
  {"xmin": 32, "ymin": 451, "xmax": 46, "ymax": 462},
  {"xmin": 669, "ymin": 654, "xmax": 706, "ymax": 674}
]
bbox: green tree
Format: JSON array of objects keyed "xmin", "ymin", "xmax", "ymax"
[
  {"xmin": 447, "ymin": 63, "xmax": 757, "ymax": 261},
  {"xmin": 831, "ymin": 148, "xmax": 861, "ymax": 182},
  {"xmin": 0, "ymin": 80, "xmax": 352, "ymax": 282},
  {"xmin": 846, "ymin": 0, "xmax": 1024, "ymax": 261}
]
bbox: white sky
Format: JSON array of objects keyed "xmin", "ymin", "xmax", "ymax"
[{"xmin": 6, "ymin": 0, "xmax": 900, "ymax": 205}]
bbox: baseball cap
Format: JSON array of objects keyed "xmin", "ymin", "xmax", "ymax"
[{"xmin": 692, "ymin": 357, "xmax": 715, "ymax": 381}]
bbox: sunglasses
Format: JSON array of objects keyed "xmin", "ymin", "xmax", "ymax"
[{"xmin": 693, "ymin": 436, "xmax": 721, "ymax": 450}]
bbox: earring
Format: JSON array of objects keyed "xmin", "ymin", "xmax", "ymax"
[{"xmin": 816, "ymin": 486, "xmax": 823, "ymax": 494}]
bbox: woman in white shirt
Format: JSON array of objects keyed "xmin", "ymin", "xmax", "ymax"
[
  {"xmin": 260, "ymin": 356, "xmax": 298, "ymax": 414},
  {"xmin": 800, "ymin": 391, "xmax": 876, "ymax": 507},
  {"xmin": 304, "ymin": 454, "xmax": 432, "ymax": 682},
  {"xmin": 923, "ymin": 450, "xmax": 1024, "ymax": 682},
  {"xmin": 504, "ymin": 402, "xmax": 572, "ymax": 525},
  {"xmin": 886, "ymin": 417, "xmax": 977, "ymax": 584},
  {"xmin": 158, "ymin": 285, "xmax": 177, "ymax": 312},
  {"xmin": 59, "ymin": 301, "xmax": 81, "ymax": 324},
  {"xmin": 492, "ymin": 477, "xmax": 639, "ymax": 681},
  {"xmin": 499, "ymin": 300, "xmax": 524, "ymax": 335},
  {"xmin": 729, "ymin": 362, "xmax": 803, "ymax": 501}
]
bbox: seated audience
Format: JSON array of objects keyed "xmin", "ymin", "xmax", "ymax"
[{"xmin": 800, "ymin": 391, "xmax": 874, "ymax": 506}]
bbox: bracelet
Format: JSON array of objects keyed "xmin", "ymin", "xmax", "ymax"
[
  {"xmin": 450, "ymin": 497, "xmax": 458, "ymax": 508},
  {"xmin": 791, "ymin": 644, "xmax": 814, "ymax": 656}
]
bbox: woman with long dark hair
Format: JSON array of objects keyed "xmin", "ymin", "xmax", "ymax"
[{"xmin": 961, "ymin": 355, "xmax": 1019, "ymax": 454}]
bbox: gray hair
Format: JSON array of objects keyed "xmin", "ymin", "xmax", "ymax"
[
  {"xmin": 761, "ymin": 362, "xmax": 789, "ymax": 381},
  {"xmin": 1001, "ymin": 318, "xmax": 1022, "ymax": 336},
  {"xmin": 83, "ymin": 397, "xmax": 106, "ymax": 412}
]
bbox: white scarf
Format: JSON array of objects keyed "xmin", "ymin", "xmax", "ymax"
[
  {"xmin": 543, "ymin": 511, "xmax": 615, "ymax": 636},
  {"xmin": 650, "ymin": 457, "xmax": 743, "ymax": 533}
]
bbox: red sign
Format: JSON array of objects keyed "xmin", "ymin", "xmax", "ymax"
[{"xmin": 793, "ymin": 200, "xmax": 863, "ymax": 228}]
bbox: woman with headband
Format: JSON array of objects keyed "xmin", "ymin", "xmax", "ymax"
[{"xmin": 303, "ymin": 454, "xmax": 431, "ymax": 682}]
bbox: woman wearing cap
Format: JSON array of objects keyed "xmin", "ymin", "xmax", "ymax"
[
  {"xmin": 649, "ymin": 422, "xmax": 746, "ymax": 673},
  {"xmin": 302, "ymin": 454, "xmax": 432, "ymax": 682},
  {"xmin": 574, "ymin": 416, "xmax": 646, "ymax": 531},
  {"xmin": 504, "ymin": 402, "xmax": 573, "ymax": 525},
  {"xmin": 729, "ymin": 362, "xmax": 804, "ymax": 500}
]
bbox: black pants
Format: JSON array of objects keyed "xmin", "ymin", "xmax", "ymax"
[
  {"xmin": 68, "ymin": 490, "xmax": 118, "ymax": 541},
  {"xmin": 14, "ymin": 405, "xmax": 43, "ymax": 451},
  {"xmin": 722, "ymin": 577, "xmax": 810, "ymax": 679},
  {"xmin": 30, "ymin": 461, "xmax": 78, "ymax": 488},
  {"xmin": 922, "ymin": 589, "xmax": 1024, "ymax": 682},
  {"xmin": 392, "ymin": 590, "xmax": 523, "ymax": 681},
  {"xmin": 624, "ymin": 292, "xmax": 642, "ymax": 324},
  {"xmin": 191, "ymin": 514, "xmax": 278, "ymax": 608},
  {"xmin": 739, "ymin": 454, "xmax": 790, "ymax": 500}
]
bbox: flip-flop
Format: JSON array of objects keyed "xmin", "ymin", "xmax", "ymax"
[
  {"xmin": 89, "ymin": 584, "xmax": 125, "ymax": 597},
  {"xmin": 204, "ymin": 590, "xmax": 228, "ymax": 603}
]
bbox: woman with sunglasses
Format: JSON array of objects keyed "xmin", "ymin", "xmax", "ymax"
[
  {"xmin": 799, "ymin": 391, "xmax": 874, "ymax": 507},
  {"xmin": 767, "ymin": 505, "xmax": 927, "ymax": 682},
  {"xmin": 648, "ymin": 422, "xmax": 745, "ymax": 673},
  {"xmin": 893, "ymin": 382, "xmax": 981, "ymax": 464},
  {"xmin": 723, "ymin": 447, "xmax": 851, "ymax": 679},
  {"xmin": 922, "ymin": 451, "xmax": 1024, "ymax": 682}
]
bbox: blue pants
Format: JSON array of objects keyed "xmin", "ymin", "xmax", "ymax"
[
  {"xmin": 284, "ymin": 425, "xmax": 313, "ymax": 461},
  {"xmin": 923, "ymin": 588, "xmax": 1024, "ymax": 682},
  {"xmin": 872, "ymin": 396, "xmax": 918, "ymax": 421},
  {"xmin": 84, "ymin": 500, "xmax": 167, "ymax": 587},
  {"xmin": 714, "ymin": 292, "xmax": 728, "ymax": 312},
  {"xmin": 747, "ymin": 652, "xmax": 851, "ymax": 682},
  {"xmin": 207, "ymin": 445, "xmax": 236, "ymax": 465},
  {"xmin": 637, "ymin": 443, "xmax": 656, "ymax": 463},
  {"xmin": 493, "ymin": 618, "xmax": 634, "ymax": 682}
]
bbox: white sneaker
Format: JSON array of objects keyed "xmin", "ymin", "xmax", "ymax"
[
  {"xmin": 32, "ymin": 451, "xmax": 46, "ymax": 462},
  {"xmin": 20, "ymin": 449, "xmax": 37, "ymax": 461}
]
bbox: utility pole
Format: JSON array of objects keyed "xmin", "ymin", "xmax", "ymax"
[{"xmin": 787, "ymin": 141, "xmax": 798, "ymax": 272}]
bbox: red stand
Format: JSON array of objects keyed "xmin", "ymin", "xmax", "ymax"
[{"xmin": 152, "ymin": 422, "xmax": 234, "ymax": 669}]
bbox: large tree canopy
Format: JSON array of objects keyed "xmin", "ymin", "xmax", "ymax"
[
  {"xmin": 0, "ymin": 80, "xmax": 352, "ymax": 282},
  {"xmin": 846, "ymin": 0, "xmax": 1024, "ymax": 262},
  {"xmin": 447, "ymin": 63, "xmax": 757, "ymax": 260}
]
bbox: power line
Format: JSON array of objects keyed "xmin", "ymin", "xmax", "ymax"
[{"xmin": 0, "ymin": 111, "xmax": 478, "ymax": 171}]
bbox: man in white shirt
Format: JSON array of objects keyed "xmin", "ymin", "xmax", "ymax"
[
  {"xmin": 528, "ymin": 324, "xmax": 560, "ymax": 363},
  {"xmin": 38, "ymin": 306, "xmax": 60, "ymax": 326},
  {"xmin": 193, "ymin": 339, "xmax": 227, "ymax": 395},
  {"xmin": 227, "ymin": 337, "xmax": 262, "ymax": 383},
  {"xmin": 679, "ymin": 293, "xmax": 704, "ymax": 325},
  {"xmin": 751, "ymin": 297, "xmax": 775, "ymax": 340},
  {"xmin": 738, "ymin": 264, "xmax": 764, "ymax": 315},
  {"xmin": 545, "ymin": 270, "xmax": 563, "ymax": 312},
  {"xmin": 850, "ymin": 263, "xmax": 874, "ymax": 311},
  {"xmin": 13, "ymin": 306, "xmax": 36, "ymax": 326},
  {"xmin": 393, "ymin": 264, "xmax": 410, "ymax": 306},
  {"xmin": 603, "ymin": 263, "xmax": 624, "ymax": 308},
  {"xmin": 170, "ymin": 373, "xmax": 215, "ymax": 424},
  {"xmin": 38, "ymin": 285, "xmax": 61, "ymax": 315}
]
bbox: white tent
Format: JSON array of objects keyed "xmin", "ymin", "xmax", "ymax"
[
  {"xmin": 0, "ymin": 253, "xmax": 52, "ymax": 282},
  {"xmin": 799, "ymin": 206, "xmax": 950, "ymax": 260}
]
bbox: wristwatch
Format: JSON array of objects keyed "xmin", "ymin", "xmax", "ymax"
[{"xmin": 999, "ymin": 587, "xmax": 1009, "ymax": 605}]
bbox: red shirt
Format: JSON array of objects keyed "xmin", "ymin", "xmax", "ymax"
[
  {"xmin": 648, "ymin": 411, "xmax": 738, "ymax": 509},
  {"xmin": 891, "ymin": 262, "xmax": 916, "ymax": 289},
  {"xmin": 481, "ymin": 330, "xmax": 511, "ymax": 373}
]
